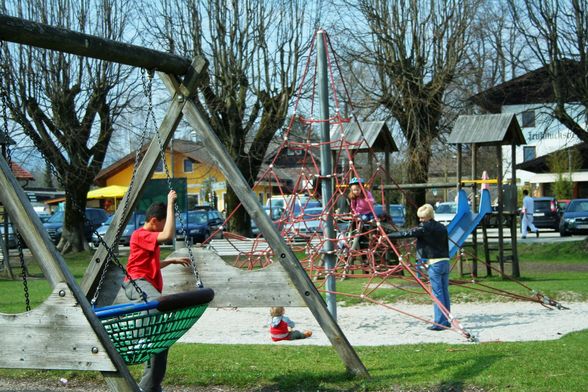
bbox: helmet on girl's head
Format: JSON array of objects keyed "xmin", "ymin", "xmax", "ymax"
[{"xmin": 349, "ymin": 177, "xmax": 364, "ymax": 185}]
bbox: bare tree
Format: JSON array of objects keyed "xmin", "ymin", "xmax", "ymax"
[
  {"xmin": 461, "ymin": 1, "xmax": 528, "ymax": 102},
  {"xmin": 339, "ymin": 0, "xmax": 479, "ymax": 221},
  {"xmin": 508, "ymin": 0, "xmax": 588, "ymax": 143},
  {"xmin": 0, "ymin": 0, "xmax": 137, "ymax": 252},
  {"xmin": 140, "ymin": 0, "xmax": 318, "ymax": 234}
]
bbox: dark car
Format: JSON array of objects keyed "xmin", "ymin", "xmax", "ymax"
[
  {"xmin": 44, "ymin": 208, "xmax": 110, "ymax": 244},
  {"xmin": 0, "ymin": 222, "xmax": 19, "ymax": 249},
  {"xmin": 291, "ymin": 200, "xmax": 322, "ymax": 217},
  {"xmin": 91, "ymin": 212, "xmax": 146, "ymax": 247},
  {"xmin": 91, "ymin": 215, "xmax": 114, "ymax": 247},
  {"xmin": 558, "ymin": 199, "xmax": 571, "ymax": 211},
  {"xmin": 176, "ymin": 209, "xmax": 224, "ymax": 244},
  {"xmin": 119, "ymin": 212, "xmax": 146, "ymax": 246},
  {"xmin": 559, "ymin": 198, "xmax": 588, "ymax": 236},
  {"xmin": 374, "ymin": 204, "xmax": 406, "ymax": 227},
  {"xmin": 531, "ymin": 197, "xmax": 561, "ymax": 231}
]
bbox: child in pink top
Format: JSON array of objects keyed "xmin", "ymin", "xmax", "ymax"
[{"xmin": 348, "ymin": 177, "xmax": 375, "ymax": 221}]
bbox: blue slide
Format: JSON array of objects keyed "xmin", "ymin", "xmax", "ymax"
[{"xmin": 446, "ymin": 189, "xmax": 492, "ymax": 258}]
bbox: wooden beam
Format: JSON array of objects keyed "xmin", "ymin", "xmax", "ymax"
[
  {"xmin": 159, "ymin": 69, "xmax": 369, "ymax": 378},
  {"xmin": 0, "ymin": 14, "xmax": 192, "ymax": 75}
]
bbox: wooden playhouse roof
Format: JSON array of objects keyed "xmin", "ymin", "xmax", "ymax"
[{"xmin": 448, "ymin": 114, "xmax": 526, "ymax": 146}]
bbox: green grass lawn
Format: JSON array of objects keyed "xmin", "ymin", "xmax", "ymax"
[
  {"xmin": 1, "ymin": 330, "xmax": 586, "ymax": 391},
  {"xmin": 0, "ymin": 241, "xmax": 587, "ymax": 391}
]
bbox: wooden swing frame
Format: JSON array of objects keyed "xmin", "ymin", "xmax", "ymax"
[{"xmin": 0, "ymin": 14, "xmax": 368, "ymax": 392}]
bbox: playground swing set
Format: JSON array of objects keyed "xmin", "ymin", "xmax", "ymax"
[{"xmin": 0, "ymin": 15, "xmax": 368, "ymax": 392}]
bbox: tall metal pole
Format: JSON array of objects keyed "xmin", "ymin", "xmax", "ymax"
[{"xmin": 317, "ymin": 30, "xmax": 337, "ymax": 319}]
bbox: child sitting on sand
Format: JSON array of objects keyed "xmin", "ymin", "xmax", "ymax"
[{"xmin": 269, "ymin": 306, "xmax": 312, "ymax": 341}]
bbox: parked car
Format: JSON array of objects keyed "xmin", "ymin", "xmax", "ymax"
[
  {"xmin": 291, "ymin": 200, "xmax": 322, "ymax": 217},
  {"xmin": 266, "ymin": 195, "xmax": 320, "ymax": 217},
  {"xmin": 36, "ymin": 212, "xmax": 52, "ymax": 223},
  {"xmin": 92, "ymin": 212, "xmax": 146, "ymax": 247},
  {"xmin": 176, "ymin": 209, "xmax": 224, "ymax": 244},
  {"xmin": 388, "ymin": 204, "xmax": 406, "ymax": 228},
  {"xmin": 251, "ymin": 206, "xmax": 286, "ymax": 236},
  {"xmin": 119, "ymin": 212, "xmax": 146, "ymax": 246},
  {"xmin": 559, "ymin": 198, "xmax": 588, "ymax": 236},
  {"xmin": 0, "ymin": 222, "xmax": 19, "ymax": 249},
  {"xmin": 532, "ymin": 197, "xmax": 561, "ymax": 231},
  {"xmin": 1, "ymin": 209, "xmax": 57, "ymax": 248},
  {"xmin": 558, "ymin": 199, "xmax": 571, "ymax": 211},
  {"xmin": 91, "ymin": 215, "xmax": 114, "ymax": 247},
  {"xmin": 287, "ymin": 207, "xmax": 324, "ymax": 241},
  {"xmin": 44, "ymin": 208, "xmax": 110, "ymax": 244},
  {"xmin": 435, "ymin": 202, "xmax": 457, "ymax": 226},
  {"xmin": 484, "ymin": 205, "xmax": 515, "ymax": 228}
]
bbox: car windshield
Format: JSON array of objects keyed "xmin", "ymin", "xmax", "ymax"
[
  {"xmin": 265, "ymin": 207, "xmax": 283, "ymax": 220},
  {"xmin": 103, "ymin": 215, "xmax": 115, "ymax": 225},
  {"xmin": 47, "ymin": 211, "xmax": 65, "ymax": 223},
  {"xmin": 534, "ymin": 200, "xmax": 552, "ymax": 210},
  {"xmin": 390, "ymin": 206, "xmax": 404, "ymax": 218},
  {"xmin": 185, "ymin": 211, "xmax": 208, "ymax": 224},
  {"xmin": 436, "ymin": 203, "xmax": 456, "ymax": 214},
  {"xmin": 567, "ymin": 200, "xmax": 588, "ymax": 213}
]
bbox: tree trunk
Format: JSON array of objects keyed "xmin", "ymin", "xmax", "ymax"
[
  {"xmin": 404, "ymin": 141, "xmax": 432, "ymax": 227},
  {"xmin": 225, "ymin": 185, "xmax": 252, "ymax": 235},
  {"xmin": 57, "ymin": 181, "xmax": 91, "ymax": 253}
]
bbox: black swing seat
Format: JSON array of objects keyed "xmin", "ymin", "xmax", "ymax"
[{"xmin": 94, "ymin": 288, "xmax": 214, "ymax": 365}]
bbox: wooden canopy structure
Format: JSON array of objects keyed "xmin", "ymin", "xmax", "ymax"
[
  {"xmin": 448, "ymin": 113, "xmax": 527, "ymax": 278},
  {"xmin": 0, "ymin": 14, "xmax": 368, "ymax": 392},
  {"xmin": 330, "ymin": 120, "xmax": 399, "ymax": 188}
]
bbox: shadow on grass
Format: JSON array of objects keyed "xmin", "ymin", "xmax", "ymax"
[
  {"xmin": 246, "ymin": 351, "xmax": 503, "ymax": 391},
  {"xmin": 259, "ymin": 370, "xmax": 358, "ymax": 391}
]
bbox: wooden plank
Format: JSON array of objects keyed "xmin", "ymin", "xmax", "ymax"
[
  {"xmin": 0, "ymin": 15, "xmax": 192, "ymax": 75},
  {"xmin": 158, "ymin": 70, "xmax": 368, "ymax": 377},
  {"xmin": 163, "ymin": 248, "xmax": 305, "ymax": 307},
  {"xmin": 0, "ymin": 284, "xmax": 116, "ymax": 370}
]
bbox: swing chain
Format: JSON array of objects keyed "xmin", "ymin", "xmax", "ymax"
[
  {"xmin": 145, "ymin": 71, "xmax": 201, "ymax": 287},
  {"xmin": 0, "ymin": 53, "xmax": 31, "ymax": 310},
  {"xmin": 90, "ymin": 71, "xmax": 156, "ymax": 304},
  {"xmin": 15, "ymin": 234, "xmax": 31, "ymax": 311}
]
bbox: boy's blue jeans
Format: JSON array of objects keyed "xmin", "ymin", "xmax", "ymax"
[{"xmin": 427, "ymin": 260, "xmax": 451, "ymax": 327}]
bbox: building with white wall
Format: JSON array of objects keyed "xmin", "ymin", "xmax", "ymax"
[{"xmin": 470, "ymin": 63, "xmax": 587, "ymax": 197}]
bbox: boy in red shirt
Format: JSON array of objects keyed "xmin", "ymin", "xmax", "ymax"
[{"xmin": 124, "ymin": 190, "xmax": 191, "ymax": 392}]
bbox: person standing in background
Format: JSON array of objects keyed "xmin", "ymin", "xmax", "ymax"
[{"xmin": 521, "ymin": 189, "xmax": 539, "ymax": 239}]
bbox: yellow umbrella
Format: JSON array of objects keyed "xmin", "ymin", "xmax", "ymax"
[
  {"xmin": 87, "ymin": 185, "xmax": 128, "ymax": 211},
  {"xmin": 87, "ymin": 185, "xmax": 128, "ymax": 199}
]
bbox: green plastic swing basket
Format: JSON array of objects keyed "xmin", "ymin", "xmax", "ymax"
[{"xmin": 97, "ymin": 289, "xmax": 214, "ymax": 365}]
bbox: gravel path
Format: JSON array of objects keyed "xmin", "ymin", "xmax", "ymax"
[{"xmin": 181, "ymin": 301, "xmax": 588, "ymax": 345}]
